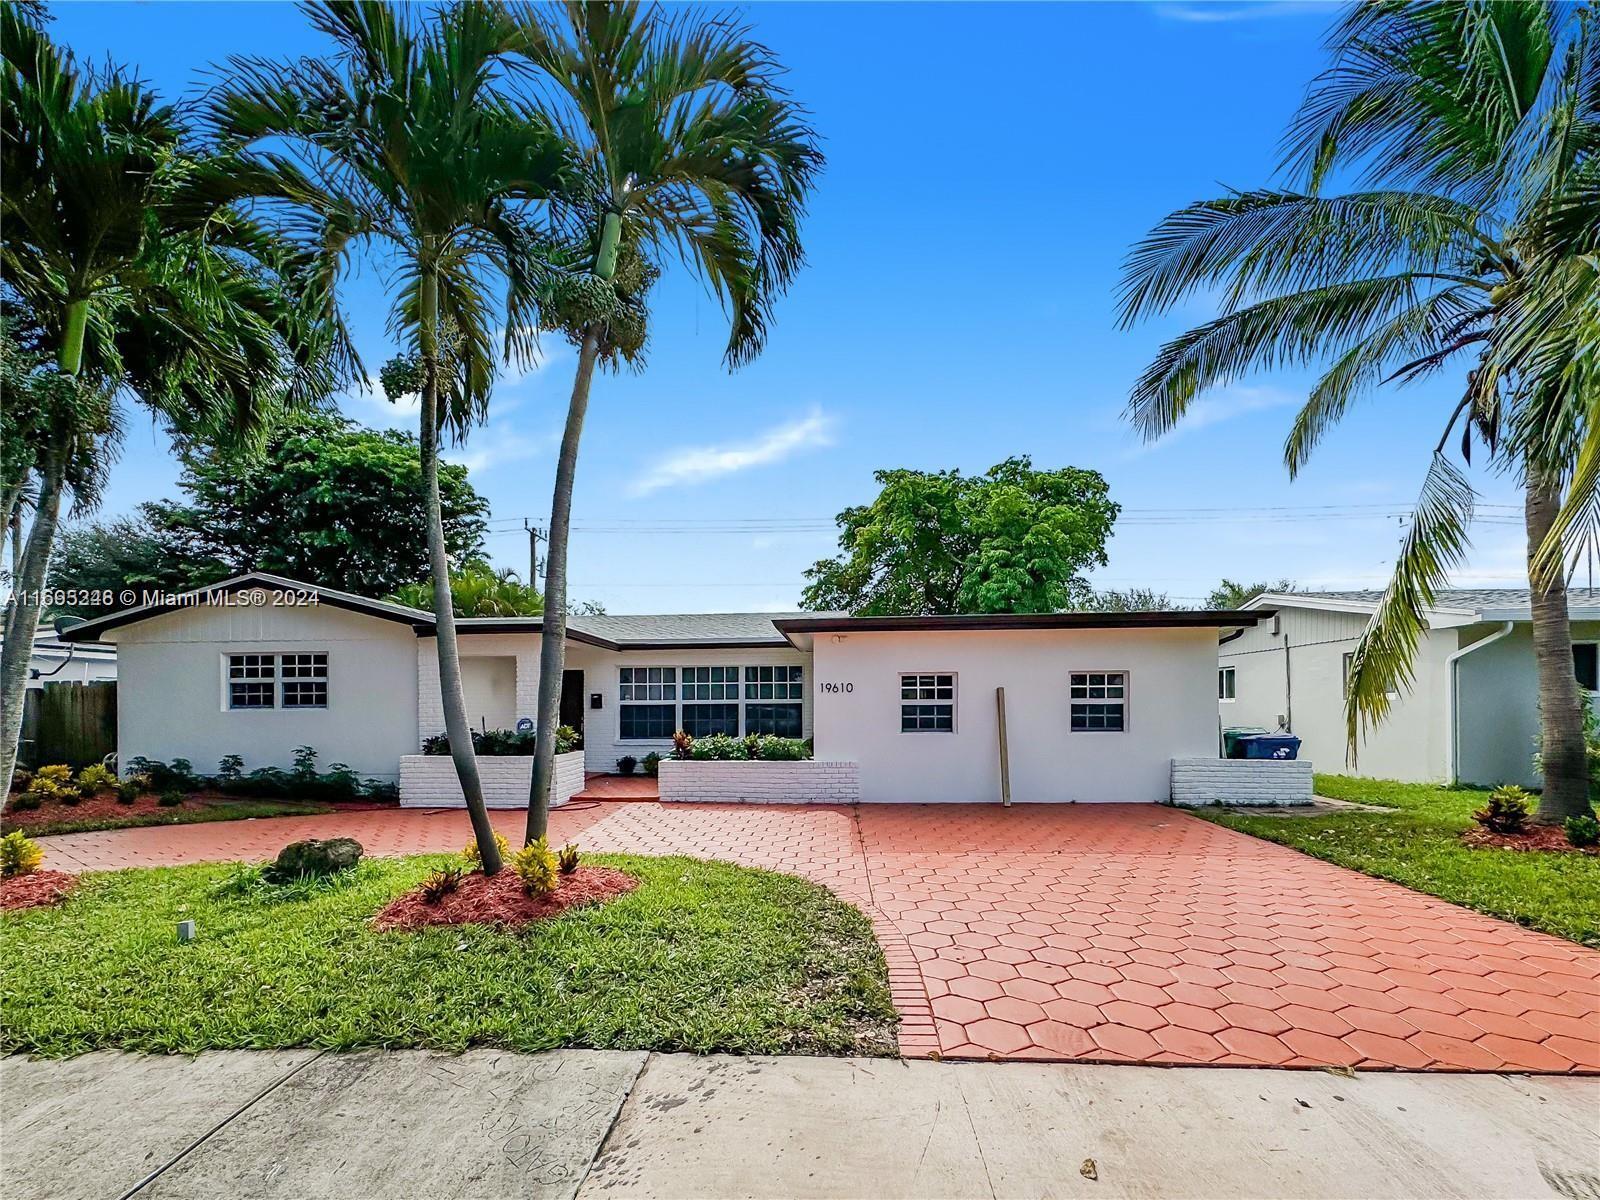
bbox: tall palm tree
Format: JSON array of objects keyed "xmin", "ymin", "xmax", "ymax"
[
  {"xmin": 205, "ymin": 0, "xmax": 573, "ymax": 872},
  {"xmin": 510, "ymin": 1, "xmax": 823, "ymax": 843},
  {"xmin": 0, "ymin": 5, "xmax": 333, "ymax": 799},
  {"xmin": 1118, "ymin": 1, "xmax": 1597, "ymax": 822}
]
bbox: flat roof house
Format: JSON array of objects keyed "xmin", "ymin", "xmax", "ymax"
[
  {"xmin": 61, "ymin": 573, "xmax": 1270, "ymax": 805},
  {"xmin": 1220, "ymin": 588, "xmax": 1600, "ymax": 787}
]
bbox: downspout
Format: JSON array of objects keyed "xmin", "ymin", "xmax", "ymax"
[{"xmin": 1447, "ymin": 622, "xmax": 1514, "ymax": 784}]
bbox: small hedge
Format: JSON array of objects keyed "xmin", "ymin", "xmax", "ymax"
[
  {"xmin": 673, "ymin": 733, "xmax": 812, "ymax": 762},
  {"xmin": 127, "ymin": 747, "xmax": 397, "ymax": 803},
  {"xmin": 420, "ymin": 725, "xmax": 581, "ymax": 758}
]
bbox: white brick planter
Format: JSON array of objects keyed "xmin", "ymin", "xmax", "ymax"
[
  {"xmin": 658, "ymin": 759, "xmax": 859, "ymax": 805},
  {"xmin": 1170, "ymin": 757, "xmax": 1314, "ymax": 806},
  {"xmin": 399, "ymin": 750, "xmax": 585, "ymax": 809}
]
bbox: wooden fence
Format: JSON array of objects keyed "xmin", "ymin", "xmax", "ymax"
[{"xmin": 18, "ymin": 680, "xmax": 117, "ymax": 770}]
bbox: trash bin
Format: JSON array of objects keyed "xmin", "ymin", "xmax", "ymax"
[
  {"xmin": 1223, "ymin": 727, "xmax": 1269, "ymax": 759},
  {"xmin": 1238, "ymin": 734, "xmax": 1301, "ymax": 760}
]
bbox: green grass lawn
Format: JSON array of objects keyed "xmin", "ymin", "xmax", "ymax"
[
  {"xmin": 0, "ymin": 854, "xmax": 898, "ymax": 1058},
  {"xmin": 1, "ymin": 797, "xmax": 335, "ymax": 838},
  {"xmin": 1196, "ymin": 775, "xmax": 1600, "ymax": 948}
]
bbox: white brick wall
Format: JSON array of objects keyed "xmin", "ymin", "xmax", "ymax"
[
  {"xmin": 1170, "ymin": 756, "xmax": 1314, "ymax": 806},
  {"xmin": 658, "ymin": 759, "xmax": 859, "ymax": 805},
  {"xmin": 399, "ymin": 750, "xmax": 585, "ymax": 809}
]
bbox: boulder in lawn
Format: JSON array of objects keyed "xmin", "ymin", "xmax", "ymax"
[{"xmin": 266, "ymin": 837, "xmax": 363, "ymax": 881}]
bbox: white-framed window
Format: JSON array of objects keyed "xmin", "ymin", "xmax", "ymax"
[
  {"xmin": 1575, "ymin": 642, "xmax": 1598, "ymax": 692},
  {"xmin": 1342, "ymin": 651, "xmax": 1400, "ymax": 699},
  {"xmin": 1070, "ymin": 671, "xmax": 1127, "ymax": 732},
  {"xmin": 1218, "ymin": 665, "xmax": 1236, "ymax": 702},
  {"xmin": 619, "ymin": 667, "xmax": 676, "ymax": 740},
  {"xmin": 901, "ymin": 673, "xmax": 955, "ymax": 732},
  {"xmin": 745, "ymin": 665, "xmax": 803, "ymax": 736},
  {"xmin": 682, "ymin": 665, "xmax": 739, "ymax": 700},
  {"xmin": 681, "ymin": 664, "xmax": 739, "ymax": 738},
  {"xmin": 227, "ymin": 651, "xmax": 328, "ymax": 710}
]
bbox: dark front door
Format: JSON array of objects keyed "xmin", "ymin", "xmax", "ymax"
[{"xmin": 560, "ymin": 669, "xmax": 585, "ymax": 734}]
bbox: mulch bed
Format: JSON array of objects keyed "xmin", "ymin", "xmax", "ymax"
[
  {"xmin": 1461, "ymin": 825, "xmax": 1599, "ymax": 855},
  {"xmin": 3, "ymin": 791, "xmax": 214, "ymax": 831},
  {"xmin": 1, "ymin": 870, "xmax": 77, "ymax": 911},
  {"xmin": 373, "ymin": 866, "xmax": 638, "ymax": 931}
]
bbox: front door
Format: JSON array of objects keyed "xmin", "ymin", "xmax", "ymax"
[{"xmin": 560, "ymin": 669, "xmax": 585, "ymax": 735}]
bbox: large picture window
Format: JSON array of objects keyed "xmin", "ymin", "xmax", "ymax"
[
  {"xmin": 681, "ymin": 704, "xmax": 740, "ymax": 737},
  {"xmin": 620, "ymin": 704, "xmax": 676, "ymax": 740},
  {"xmin": 618, "ymin": 663, "xmax": 807, "ymax": 741},
  {"xmin": 745, "ymin": 703, "xmax": 803, "ymax": 737},
  {"xmin": 227, "ymin": 652, "xmax": 328, "ymax": 710},
  {"xmin": 619, "ymin": 667, "xmax": 677, "ymax": 740},
  {"xmin": 901, "ymin": 673, "xmax": 955, "ymax": 732},
  {"xmin": 1070, "ymin": 671, "xmax": 1126, "ymax": 732}
]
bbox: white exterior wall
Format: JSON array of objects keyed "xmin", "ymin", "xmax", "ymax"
[
  {"xmin": 417, "ymin": 634, "xmax": 542, "ymax": 746},
  {"xmin": 1171, "ymin": 757, "xmax": 1314, "ymax": 805},
  {"xmin": 658, "ymin": 759, "xmax": 859, "ymax": 804},
  {"xmin": 106, "ymin": 600, "xmax": 417, "ymax": 781},
  {"xmin": 810, "ymin": 627, "xmax": 1218, "ymax": 804},
  {"xmin": 398, "ymin": 750, "xmax": 584, "ymax": 808},
  {"xmin": 1220, "ymin": 606, "xmax": 1454, "ymax": 782}
]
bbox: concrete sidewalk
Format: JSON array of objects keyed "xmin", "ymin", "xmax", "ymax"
[{"xmin": 6, "ymin": 1050, "xmax": 1598, "ymax": 1200}]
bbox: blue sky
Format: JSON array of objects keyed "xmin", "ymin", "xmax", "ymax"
[{"xmin": 52, "ymin": 0, "xmax": 1533, "ymax": 613}]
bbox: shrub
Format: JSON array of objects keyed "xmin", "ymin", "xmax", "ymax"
[
  {"xmin": 616, "ymin": 756, "xmax": 638, "ymax": 776},
  {"xmin": 126, "ymin": 757, "xmax": 198, "ymax": 792},
  {"xmin": 424, "ymin": 726, "xmax": 583, "ymax": 758},
  {"xmin": 35, "ymin": 764, "xmax": 73, "ymax": 788},
  {"xmin": 1473, "ymin": 784, "xmax": 1534, "ymax": 834},
  {"xmin": 1, "ymin": 830, "xmax": 43, "ymax": 878},
  {"xmin": 420, "ymin": 865, "xmax": 465, "ymax": 903},
  {"xmin": 642, "ymin": 752, "xmax": 662, "ymax": 778},
  {"xmin": 1565, "ymin": 813, "xmax": 1600, "ymax": 849},
  {"xmin": 217, "ymin": 754, "xmax": 245, "ymax": 783},
  {"xmin": 555, "ymin": 725, "xmax": 582, "ymax": 754},
  {"xmin": 462, "ymin": 831, "xmax": 511, "ymax": 871},
  {"xmin": 9, "ymin": 767, "xmax": 32, "ymax": 793},
  {"xmin": 746, "ymin": 735, "xmax": 810, "ymax": 761},
  {"xmin": 291, "ymin": 746, "xmax": 319, "ymax": 780},
  {"xmin": 11, "ymin": 791, "xmax": 45, "ymax": 812},
  {"xmin": 157, "ymin": 789, "xmax": 185, "ymax": 808},
  {"xmin": 76, "ymin": 764, "xmax": 118, "ymax": 794},
  {"xmin": 57, "ymin": 785, "xmax": 83, "ymax": 807},
  {"xmin": 511, "ymin": 838, "xmax": 559, "ymax": 896},
  {"xmin": 689, "ymin": 733, "xmax": 748, "ymax": 761},
  {"xmin": 115, "ymin": 778, "xmax": 143, "ymax": 805},
  {"xmin": 557, "ymin": 842, "xmax": 580, "ymax": 875},
  {"xmin": 671, "ymin": 730, "xmax": 693, "ymax": 760}
]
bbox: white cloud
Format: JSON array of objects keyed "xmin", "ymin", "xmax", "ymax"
[
  {"xmin": 628, "ymin": 408, "xmax": 836, "ymax": 497},
  {"xmin": 1150, "ymin": 1, "xmax": 1337, "ymax": 24},
  {"xmin": 1122, "ymin": 384, "xmax": 1297, "ymax": 457},
  {"xmin": 445, "ymin": 424, "xmax": 553, "ymax": 474}
]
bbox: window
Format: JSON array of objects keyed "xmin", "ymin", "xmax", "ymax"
[
  {"xmin": 1218, "ymin": 666, "xmax": 1236, "ymax": 701},
  {"xmin": 682, "ymin": 666, "xmax": 739, "ymax": 700},
  {"xmin": 619, "ymin": 667, "xmax": 677, "ymax": 740},
  {"xmin": 280, "ymin": 652, "xmax": 328, "ymax": 708},
  {"xmin": 619, "ymin": 667, "xmax": 675, "ymax": 701},
  {"xmin": 746, "ymin": 665, "xmax": 803, "ymax": 700},
  {"xmin": 1576, "ymin": 643, "xmax": 1598, "ymax": 692},
  {"xmin": 228, "ymin": 653, "xmax": 276, "ymax": 709},
  {"xmin": 620, "ymin": 704, "xmax": 676, "ymax": 739},
  {"xmin": 745, "ymin": 702, "xmax": 803, "ymax": 738},
  {"xmin": 1070, "ymin": 671, "xmax": 1126, "ymax": 732},
  {"xmin": 901, "ymin": 673, "xmax": 955, "ymax": 732},
  {"xmin": 745, "ymin": 666, "xmax": 802, "ymax": 736},
  {"xmin": 681, "ymin": 703, "xmax": 740, "ymax": 737}
]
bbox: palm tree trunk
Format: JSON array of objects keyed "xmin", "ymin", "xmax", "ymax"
[
  {"xmin": 526, "ymin": 324, "xmax": 600, "ymax": 845},
  {"xmin": 1526, "ymin": 466, "xmax": 1592, "ymax": 822},
  {"xmin": 0, "ymin": 451, "xmax": 64, "ymax": 803},
  {"xmin": 419, "ymin": 270, "xmax": 503, "ymax": 874}
]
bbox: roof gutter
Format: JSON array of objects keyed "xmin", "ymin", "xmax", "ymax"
[{"xmin": 1447, "ymin": 621, "xmax": 1514, "ymax": 784}]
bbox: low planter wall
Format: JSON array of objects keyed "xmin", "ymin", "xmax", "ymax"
[
  {"xmin": 658, "ymin": 759, "xmax": 859, "ymax": 805},
  {"xmin": 1170, "ymin": 756, "xmax": 1314, "ymax": 807},
  {"xmin": 399, "ymin": 750, "xmax": 585, "ymax": 809}
]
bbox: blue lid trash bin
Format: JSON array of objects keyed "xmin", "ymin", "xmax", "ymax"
[
  {"xmin": 1237, "ymin": 734, "xmax": 1301, "ymax": 760},
  {"xmin": 1222, "ymin": 727, "xmax": 1269, "ymax": 758}
]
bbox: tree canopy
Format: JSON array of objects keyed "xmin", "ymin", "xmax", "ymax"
[
  {"xmin": 389, "ymin": 561, "xmax": 541, "ymax": 618},
  {"xmin": 1204, "ymin": 579, "xmax": 1295, "ymax": 610},
  {"xmin": 801, "ymin": 457, "xmax": 1119, "ymax": 615},
  {"xmin": 48, "ymin": 412, "xmax": 489, "ymax": 614}
]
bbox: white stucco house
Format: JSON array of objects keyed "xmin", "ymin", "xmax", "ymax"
[
  {"xmin": 59, "ymin": 572, "xmax": 1277, "ymax": 805},
  {"xmin": 3, "ymin": 623, "xmax": 117, "ymax": 689},
  {"xmin": 1219, "ymin": 588, "xmax": 1600, "ymax": 787}
]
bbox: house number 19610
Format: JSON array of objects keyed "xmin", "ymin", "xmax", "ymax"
[{"xmin": 819, "ymin": 681, "xmax": 853, "ymax": 694}]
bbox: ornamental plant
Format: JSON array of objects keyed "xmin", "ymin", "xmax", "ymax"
[
  {"xmin": 557, "ymin": 843, "xmax": 580, "ymax": 875},
  {"xmin": 1565, "ymin": 814, "xmax": 1600, "ymax": 849},
  {"xmin": 75, "ymin": 763, "xmax": 118, "ymax": 793},
  {"xmin": 511, "ymin": 838, "xmax": 559, "ymax": 897},
  {"xmin": 1473, "ymin": 785, "xmax": 1534, "ymax": 835},
  {"xmin": 1, "ymin": 830, "xmax": 43, "ymax": 878},
  {"xmin": 462, "ymin": 832, "xmax": 511, "ymax": 872}
]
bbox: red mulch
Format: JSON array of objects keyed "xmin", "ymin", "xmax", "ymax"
[
  {"xmin": 1, "ymin": 870, "xmax": 77, "ymax": 910},
  {"xmin": 373, "ymin": 866, "xmax": 638, "ymax": 931},
  {"xmin": 1461, "ymin": 825, "xmax": 1599, "ymax": 855},
  {"xmin": 2, "ymin": 788, "xmax": 393, "ymax": 832}
]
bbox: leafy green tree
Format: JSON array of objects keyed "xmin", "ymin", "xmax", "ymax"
[
  {"xmin": 802, "ymin": 457, "xmax": 1119, "ymax": 615},
  {"xmin": 48, "ymin": 412, "xmax": 491, "ymax": 614},
  {"xmin": 1118, "ymin": 2, "xmax": 1597, "ymax": 822},
  {"xmin": 206, "ymin": 0, "xmax": 575, "ymax": 872},
  {"xmin": 1205, "ymin": 579, "xmax": 1295, "ymax": 610},
  {"xmin": 0, "ymin": 8, "xmax": 333, "ymax": 799},
  {"xmin": 1079, "ymin": 588, "xmax": 1177, "ymax": 613},
  {"xmin": 511, "ymin": 2, "xmax": 824, "ymax": 843},
  {"xmin": 390, "ymin": 561, "xmax": 542, "ymax": 618}
]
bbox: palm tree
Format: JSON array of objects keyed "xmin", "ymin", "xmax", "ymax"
[
  {"xmin": 510, "ymin": 0, "xmax": 823, "ymax": 843},
  {"xmin": 1118, "ymin": 1, "xmax": 1597, "ymax": 822},
  {"xmin": 390, "ymin": 560, "xmax": 544, "ymax": 618},
  {"xmin": 204, "ymin": 0, "xmax": 574, "ymax": 872},
  {"xmin": 0, "ymin": 6, "xmax": 333, "ymax": 799}
]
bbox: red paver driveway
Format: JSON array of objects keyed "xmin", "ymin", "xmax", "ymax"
[{"xmin": 37, "ymin": 802, "xmax": 1600, "ymax": 1073}]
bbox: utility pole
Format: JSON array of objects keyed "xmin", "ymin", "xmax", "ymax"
[{"xmin": 525, "ymin": 520, "xmax": 545, "ymax": 586}]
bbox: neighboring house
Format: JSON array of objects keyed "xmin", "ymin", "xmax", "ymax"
[
  {"xmin": 58, "ymin": 573, "xmax": 1269, "ymax": 803},
  {"xmin": 3, "ymin": 624, "xmax": 117, "ymax": 689},
  {"xmin": 1219, "ymin": 588, "xmax": 1600, "ymax": 787}
]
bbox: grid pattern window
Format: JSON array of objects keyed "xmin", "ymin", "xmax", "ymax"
[
  {"xmin": 1218, "ymin": 666, "xmax": 1236, "ymax": 701},
  {"xmin": 619, "ymin": 667, "xmax": 676, "ymax": 701},
  {"xmin": 745, "ymin": 665, "xmax": 803, "ymax": 700},
  {"xmin": 1070, "ymin": 672, "xmax": 1126, "ymax": 732},
  {"xmin": 682, "ymin": 666, "xmax": 739, "ymax": 701},
  {"xmin": 280, "ymin": 652, "xmax": 329, "ymax": 708},
  {"xmin": 745, "ymin": 703, "xmax": 803, "ymax": 738},
  {"xmin": 681, "ymin": 703, "xmax": 740, "ymax": 738},
  {"xmin": 619, "ymin": 704, "xmax": 676, "ymax": 740},
  {"xmin": 901, "ymin": 673, "xmax": 955, "ymax": 732},
  {"xmin": 228, "ymin": 654, "xmax": 277, "ymax": 709}
]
